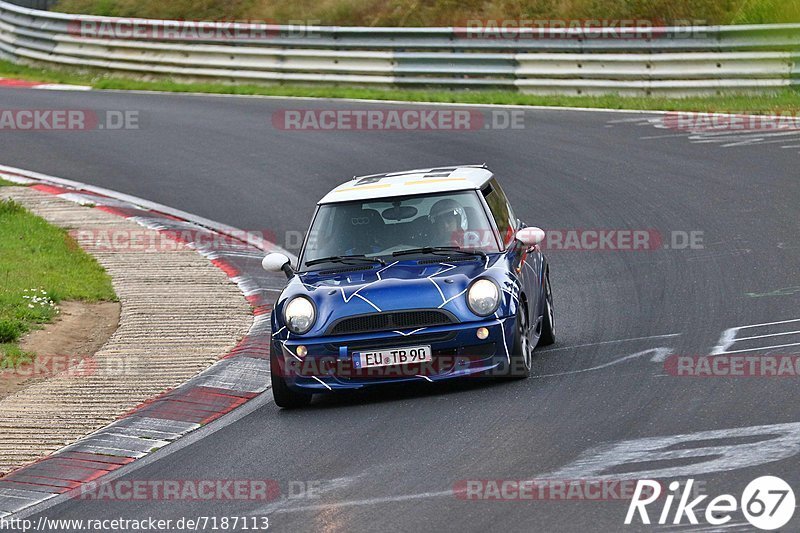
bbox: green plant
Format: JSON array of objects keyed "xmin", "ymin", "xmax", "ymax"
[
  {"xmin": 0, "ymin": 345, "xmax": 34, "ymax": 369},
  {"xmin": 53, "ymin": 0, "xmax": 800, "ymax": 25},
  {"xmin": 0, "ymin": 199, "xmax": 26, "ymax": 215},
  {"xmin": 0, "ymin": 320, "xmax": 25, "ymax": 343},
  {"xmin": 0, "ymin": 198, "xmax": 116, "ymax": 366}
]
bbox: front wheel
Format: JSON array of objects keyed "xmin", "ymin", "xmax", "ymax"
[
  {"xmin": 500, "ymin": 303, "xmax": 532, "ymax": 379},
  {"xmin": 270, "ymin": 353, "xmax": 313, "ymax": 409},
  {"xmin": 538, "ymin": 273, "xmax": 556, "ymax": 346}
]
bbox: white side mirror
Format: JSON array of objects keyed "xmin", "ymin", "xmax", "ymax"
[
  {"xmin": 262, "ymin": 253, "xmax": 293, "ymax": 277},
  {"xmin": 515, "ymin": 227, "xmax": 545, "ymax": 247}
]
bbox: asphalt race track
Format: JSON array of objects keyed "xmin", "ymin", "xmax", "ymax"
[{"xmin": 2, "ymin": 88, "xmax": 800, "ymax": 532}]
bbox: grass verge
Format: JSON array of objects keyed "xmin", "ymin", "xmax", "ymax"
[
  {"xmin": 2, "ymin": 59, "xmax": 800, "ymax": 114},
  {"xmin": 53, "ymin": 0, "xmax": 800, "ymax": 26},
  {"xmin": 0, "ymin": 197, "xmax": 116, "ymax": 369}
]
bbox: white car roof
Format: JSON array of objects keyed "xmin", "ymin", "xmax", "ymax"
[{"xmin": 318, "ymin": 165, "xmax": 494, "ymax": 204}]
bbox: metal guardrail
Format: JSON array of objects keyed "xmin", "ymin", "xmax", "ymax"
[{"xmin": 0, "ymin": 0, "xmax": 798, "ymax": 95}]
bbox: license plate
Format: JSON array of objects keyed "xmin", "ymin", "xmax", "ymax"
[{"xmin": 353, "ymin": 345, "xmax": 432, "ymax": 369}]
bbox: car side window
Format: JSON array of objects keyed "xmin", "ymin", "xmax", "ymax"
[{"xmin": 482, "ymin": 179, "xmax": 516, "ymax": 248}]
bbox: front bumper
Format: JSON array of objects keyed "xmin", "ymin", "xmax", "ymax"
[{"xmin": 273, "ymin": 318, "xmax": 515, "ymax": 391}]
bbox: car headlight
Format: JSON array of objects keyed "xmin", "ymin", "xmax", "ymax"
[
  {"xmin": 467, "ymin": 279, "xmax": 500, "ymax": 317},
  {"xmin": 283, "ymin": 296, "xmax": 316, "ymax": 335}
]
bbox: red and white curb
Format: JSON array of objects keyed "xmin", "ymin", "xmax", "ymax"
[
  {"xmin": 0, "ymin": 78, "xmax": 91, "ymax": 91},
  {"xmin": 0, "ymin": 165, "xmax": 290, "ymax": 517}
]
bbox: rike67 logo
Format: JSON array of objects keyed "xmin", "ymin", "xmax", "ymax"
[{"xmin": 625, "ymin": 476, "xmax": 795, "ymax": 530}]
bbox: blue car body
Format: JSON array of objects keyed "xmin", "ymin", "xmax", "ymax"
[{"xmin": 267, "ymin": 165, "xmax": 554, "ymax": 404}]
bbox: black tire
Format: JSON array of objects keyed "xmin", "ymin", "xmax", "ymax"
[
  {"xmin": 538, "ymin": 272, "xmax": 556, "ymax": 347},
  {"xmin": 270, "ymin": 353, "xmax": 313, "ymax": 409},
  {"xmin": 502, "ymin": 302, "xmax": 532, "ymax": 379}
]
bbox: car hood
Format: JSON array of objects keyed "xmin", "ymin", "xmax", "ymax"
[{"xmin": 278, "ymin": 256, "xmax": 510, "ymax": 336}]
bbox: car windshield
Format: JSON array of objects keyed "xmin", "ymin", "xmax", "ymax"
[{"xmin": 301, "ymin": 190, "xmax": 501, "ymax": 269}]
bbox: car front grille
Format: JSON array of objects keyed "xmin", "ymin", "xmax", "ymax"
[{"xmin": 327, "ymin": 310, "xmax": 457, "ymax": 336}]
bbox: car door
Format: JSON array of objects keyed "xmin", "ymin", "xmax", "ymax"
[{"xmin": 481, "ymin": 178, "xmax": 542, "ymax": 328}]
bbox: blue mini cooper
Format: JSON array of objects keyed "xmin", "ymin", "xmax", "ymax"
[{"xmin": 262, "ymin": 165, "xmax": 555, "ymax": 407}]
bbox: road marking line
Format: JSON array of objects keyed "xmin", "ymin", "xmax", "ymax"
[
  {"xmin": 716, "ymin": 341, "xmax": 800, "ymax": 355},
  {"xmin": 96, "ymin": 88, "xmax": 683, "ymax": 116},
  {"xmin": 270, "ymin": 489, "xmax": 455, "ymax": 514},
  {"xmin": 746, "ymin": 286, "xmax": 800, "ymax": 298},
  {"xmin": 721, "ymin": 137, "xmax": 800, "ymax": 149},
  {"xmin": 681, "ymin": 519, "xmax": 761, "ymax": 531},
  {"xmin": 33, "ymin": 84, "xmax": 92, "ymax": 91},
  {"xmin": 736, "ymin": 330, "xmax": 800, "ymax": 341},
  {"xmin": 543, "ymin": 421, "xmax": 800, "ymax": 481},
  {"xmin": 533, "ymin": 348, "xmax": 672, "ymax": 378},
  {"xmin": 640, "ymin": 133, "xmax": 698, "ymax": 140},
  {"xmin": 537, "ymin": 333, "xmax": 681, "ymax": 353},
  {"xmin": 711, "ymin": 318, "xmax": 800, "ymax": 355},
  {"xmin": 733, "ymin": 317, "xmax": 800, "ymax": 329}
]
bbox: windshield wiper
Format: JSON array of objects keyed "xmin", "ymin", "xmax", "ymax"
[
  {"xmin": 392, "ymin": 246, "xmax": 487, "ymax": 259},
  {"xmin": 306, "ymin": 254, "xmax": 386, "ymax": 267}
]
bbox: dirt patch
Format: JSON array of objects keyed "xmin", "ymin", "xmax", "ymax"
[{"xmin": 0, "ymin": 301, "xmax": 120, "ymax": 399}]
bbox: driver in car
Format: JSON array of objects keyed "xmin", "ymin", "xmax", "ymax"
[{"xmin": 429, "ymin": 199, "xmax": 466, "ymax": 248}]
